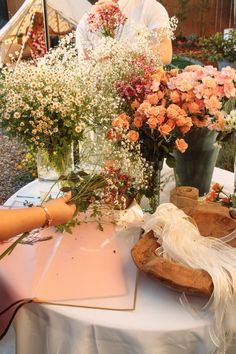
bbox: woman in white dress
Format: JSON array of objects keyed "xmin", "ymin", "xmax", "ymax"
[{"xmin": 76, "ymin": 0, "xmax": 173, "ymax": 64}]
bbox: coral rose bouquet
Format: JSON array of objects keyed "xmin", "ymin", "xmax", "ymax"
[{"xmin": 107, "ymin": 66, "xmax": 192, "ymax": 210}]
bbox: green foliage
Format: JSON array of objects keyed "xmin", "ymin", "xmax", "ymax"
[{"xmin": 199, "ymin": 30, "xmax": 236, "ymax": 63}]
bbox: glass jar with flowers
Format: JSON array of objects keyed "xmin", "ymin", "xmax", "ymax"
[{"xmin": 0, "ymin": 40, "xmax": 87, "ymax": 182}]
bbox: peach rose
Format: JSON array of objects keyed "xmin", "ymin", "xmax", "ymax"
[
  {"xmin": 147, "ymin": 117, "xmax": 158, "ymax": 129},
  {"xmin": 205, "ymin": 95, "xmax": 222, "ymax": 115},
  {"xmin": 188, "ymin": 101, "xmax": 201, "ymax": 114},
  {"xmin": 159, "ymin": 124, "xmax": 172, "ymax": 136},
  {"xmin": 176, "ymin": 116, "xmax": 188, "ymax": 127},
  {"xmin": 146, "ymin": 93, "xmax": 160, "ymax": 105},
  {"xmin": 147, "ymin": 106, "xmax": 160, "ymax": 117},
  {"xmin": 112, "ymin": 113, "xmax": 129, "ymax": 129},
  {"xmin": 133, "ymin": 116, "xmax": 143, "ymax": 128},
  {"xmin": 138, "ymin": 101, "xmax": 151, "ymax": 114},
  {"xmin": 166, "ymin": 104, "xmax": 182, "ymax": 120},
  {"xmin": 169, "ymin": 90, "xmax": 181, "ymax": 103},
  {"xmin": 175, "ymin": 138, "xmax": 188, "ymax": 153},
  {"xmin": 127, "ymin": 130, "xmax": 139, "ymax": 142}
]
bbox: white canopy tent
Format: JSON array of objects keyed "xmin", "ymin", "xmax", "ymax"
[{"xmin": 0, "ymin": 0, "xmax": 92, "ymax": 64}]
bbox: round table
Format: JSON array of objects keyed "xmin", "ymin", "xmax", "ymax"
[{"xmin": 3, "ymin": 167, "xmax": 236, "ymax": 354}]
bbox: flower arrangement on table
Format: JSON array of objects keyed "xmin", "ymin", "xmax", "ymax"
[
  {"xmin": 0, "ymin": 42, "xmax": 87, "ymax": 176},
  {"xmin": 166, "ymin": 64, "xmax": 236, "ymax": 195}
]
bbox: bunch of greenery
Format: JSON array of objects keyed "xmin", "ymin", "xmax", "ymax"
[{"xmin": 199, "ymin": 29, "xmax": 236, "ymax": 63}]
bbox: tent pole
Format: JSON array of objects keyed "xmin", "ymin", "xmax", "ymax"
[{"xmin": 42, "ymin": 0, "xmax": 50, "ymax": 51}]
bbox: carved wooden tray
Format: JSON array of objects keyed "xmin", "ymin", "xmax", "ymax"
[{"xmin": 131, "ymin": 203, "xmax": 236, "ymax": 296}]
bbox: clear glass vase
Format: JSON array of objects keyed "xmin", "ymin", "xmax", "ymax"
[{"xmin": 37, "ymin": 143, "xmax": 74, "ymax": 181}]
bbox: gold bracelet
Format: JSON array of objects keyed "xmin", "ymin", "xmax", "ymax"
[{"xmin": 38, "ymin": 205, "xmax": 53, "ymax": 228}]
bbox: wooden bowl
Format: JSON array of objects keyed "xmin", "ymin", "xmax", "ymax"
[{"xmin": 131, "ymin": 203, "xmax": 236, "ymax": 296}]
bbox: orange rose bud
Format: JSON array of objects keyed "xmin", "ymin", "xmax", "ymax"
[
  {"xmin": 212, "ymin": 183, "xmax": 221, "ymax": 192},
  {"xmin": 206, "ymin": 191, "xmax": 218, "ymax": 202},
  {"xmin": 133, "ymin": 116, "xmax": 143, "ymax": 128},
  {"xmin": 127, "ymin": 130, "xmax": 139, "ymax": 142},
  {"xmin": 175, "ymin": 138, "xmax": 188, "ymax": 153}
]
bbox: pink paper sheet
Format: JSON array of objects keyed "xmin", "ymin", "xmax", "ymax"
[
  {"xmin": 0, "ymin": 216, "xmax": 140, "ymax": 339},
  {"xmin": 36, "ymin": 222, "xmax": 127, "ymax": 301}
]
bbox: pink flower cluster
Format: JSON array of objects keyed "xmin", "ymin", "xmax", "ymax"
[
  {"xmin": 87, "ymin": 0, "xmax": 127, "ymax": 38},
  {"xmin": 168, "ymin": 65, "xmax": 236, "ymax": 131},
  {"xmin": 108, "ymin": 64, "xmax": 236, "ymax": 161},
  {"xmin": 110, "ymin": 67, "xmax": 190, "ymax": 154}
]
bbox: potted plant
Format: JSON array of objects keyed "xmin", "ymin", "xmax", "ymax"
[{"xmin": 199, "ymin": 29, "xmax": 236, "ymax": 69}]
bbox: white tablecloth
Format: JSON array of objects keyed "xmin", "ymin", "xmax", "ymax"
[{"xmin": 2, "ymin": 167, "xmax": 236, "ymax": 354}]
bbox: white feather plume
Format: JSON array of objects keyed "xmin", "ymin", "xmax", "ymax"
[{"xmin": 143, "ymin": 203, "xmax": 236, "ymax": 354}]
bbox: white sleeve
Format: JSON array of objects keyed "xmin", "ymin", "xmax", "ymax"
[
  {"xmin": 75, "ymin": 13, "xmax": 89, "ymax": 52},
  {"xmin": 144, "ymin": 0, "xmax": 170, "ymax": 31}
]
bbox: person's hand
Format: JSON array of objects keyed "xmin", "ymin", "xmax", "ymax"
[{"xmin": 44, "ymin": 192, "xmax": 76, "ymax": 226}]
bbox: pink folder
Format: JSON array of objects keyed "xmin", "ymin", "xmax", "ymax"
[{"xmin": 0, "ymin": 210, "xmax": 140, "ymax": 339}]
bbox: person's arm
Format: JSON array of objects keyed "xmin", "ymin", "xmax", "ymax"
[
  {"xmin": 0, "ymin": 193, "xmax": 76, "ymax": 241},
  {"xmin": 151, "ymin": 31, "xmax": 173, "ymax": 65}
]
